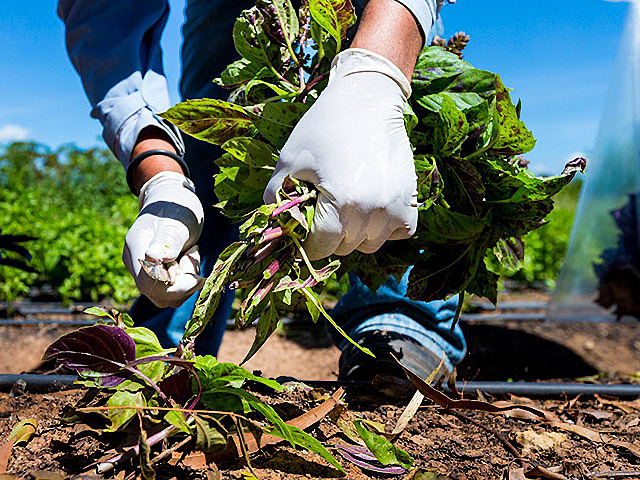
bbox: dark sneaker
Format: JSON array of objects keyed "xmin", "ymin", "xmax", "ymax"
[{"xmin": 338, "ymin": 330, "xmax": 451, "ymax": 397}]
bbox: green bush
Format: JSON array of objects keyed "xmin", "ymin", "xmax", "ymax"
[{"xmin": 0, "ymin": 142, "xmax": 138, "ymax": 304}]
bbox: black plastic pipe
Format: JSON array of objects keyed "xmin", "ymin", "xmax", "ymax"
[{"xmin": 2, "ymin": 374, "xmax": 640, "ymax": 398}]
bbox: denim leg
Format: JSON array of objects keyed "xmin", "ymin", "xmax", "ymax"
[
  {"xmin": 129, "ymin": 0, "xmax": 245, "ymax": 356},
  {"xmin": 331, "ymin": 270, "xmax": 467, "ymax": 371}
]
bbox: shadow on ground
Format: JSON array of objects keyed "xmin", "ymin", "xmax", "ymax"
[{"xmin": 457, "ymin": 324, "xmax": 599, "ymax": 381}]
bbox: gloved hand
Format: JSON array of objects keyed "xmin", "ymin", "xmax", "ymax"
[
  {"xmin": 264, "ymin": 48, "xmax": 418, "ymax": 261},
  {"xmin": 123, "ymin": 171, "xmax": 205, "ymax": 308}
]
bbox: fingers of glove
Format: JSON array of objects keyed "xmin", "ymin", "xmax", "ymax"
[
  {"xmin": 145, "ymin": 278, "xmax": 199, "ymax": 309},
  {"xmin": 123, "ymin": 221, "xmax": 156, "ymax": 277},
  {"xmin": 176, "ymin": 246, "xmax": 206, "ymax": 288},
  {"xmin": 145, "ymin": 220, "xmax": 192, "ymax": 262},
  {"xmin": 140, "ymin": 248, "xmax": 204, "ymax": 309},
  {"xmin": 387, "ymin": 204, "xmax": 418, "ymax": 241},
  {"xmin": 333, "ymin": 208, "xmax": 405, "ymax": 256},
  {"xmin": 303, "ymin": 194, "xmax": 345, "ymax": 261},
  {"xmin": 263, "ymin": 168, "xmax": 287, "ymax": 204}
]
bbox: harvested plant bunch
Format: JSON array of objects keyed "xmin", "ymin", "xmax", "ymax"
[{"xmin": 161, "ymin": 0, "xmax": 585, "ymax": 359}]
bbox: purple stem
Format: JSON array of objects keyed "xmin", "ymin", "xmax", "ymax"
[
  {"xmin": 97, "ymin": 425, "xmax": 177, "ymax": 474},
  {"xmin": 261, "ymin": 226, "xmax": 284, "ymax": 243},
  {"xmin": 270, "ymin": 192, "xmax": 314, "ymax": 218},
  {"xmin": 252, "ymin": 239, "xmax": 280, "ymax": 265}
]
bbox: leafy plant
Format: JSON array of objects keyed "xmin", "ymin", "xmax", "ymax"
[
  {"xmin": 159, "ymin": 0, "xmax": 584, "ymax": 360},
  {"xmin": 44, "ymin": 308, "xmax": 344, "ymax": 476},
  {"xmin": 595, "ymin": 191, "xmax": 640, "ymax": 318},
  {"xmin": 0, "ymin": 142, "xmax": 138, "ymax": 303}
]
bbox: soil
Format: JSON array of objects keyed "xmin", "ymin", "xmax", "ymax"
[{"xmin": 1, "ymin": 292, "xmax": 640, "ymax": 479}]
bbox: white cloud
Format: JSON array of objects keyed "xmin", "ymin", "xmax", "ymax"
[{"xmin": 0, "ymin": 124, "xmax": 30, "ymax": 143}]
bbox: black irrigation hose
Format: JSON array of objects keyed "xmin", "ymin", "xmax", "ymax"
[{"xmin": 2, "ymin": 374, "xmax": 640, "ymax": 398}]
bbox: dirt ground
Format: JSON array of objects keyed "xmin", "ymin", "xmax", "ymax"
[{"xmin": 2, "ymin": 292, "xmax": 640, "ymax": 479}]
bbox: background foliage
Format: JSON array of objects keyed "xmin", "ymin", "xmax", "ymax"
[
  {"xmin": 0, "ymin": 141, "xmax": 138, "ymax": 304},
  {"xmin": 509, "ymin": 178, "xmax": 581, "ymax": 289}
]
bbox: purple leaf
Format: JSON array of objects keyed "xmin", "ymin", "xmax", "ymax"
[
  {"xmin": 561, "ymin": 156, "xmax": 587, "ymax": 176},
  {"xmin": 335, "ymin": 444, "xmax": 407, "ymax": 475},
  {"xmin": 44, "ymin": 326, "xmax": 136, "ymax": 386},
  {"xmin": 157, "ymin": 369, "xmax": 193, "ymax": 406}
]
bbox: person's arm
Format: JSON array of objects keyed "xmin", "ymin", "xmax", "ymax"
[
  {"xmin": 57, "ymin": 0, "xmax": 185, "ymax": 181},
  {"xmin": 58, "ymin": 0, "xmax": 204, "ymax": 307},
  {"xmin": 265, "ymin": 0, "xmax": 444, "ymax": 260},
  {"xmin": 351, "ymin": 0, "xmax": 424, "ymax": 81}
]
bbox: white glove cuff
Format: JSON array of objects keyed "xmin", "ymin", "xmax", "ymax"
[
  {"xmin": 138, "ymin": 171, "xmax": 197, "ymax": 209},
  {"xmin": 330, "ymin": 48, "xmax": 412, "ymax": 99}
]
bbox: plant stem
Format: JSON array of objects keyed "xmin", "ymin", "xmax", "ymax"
[
  {"xmin": 292, "ymin": 236, "xmax": 321, "ymax": 283},
  {"xmin": 97, "ymin": 425, "xmax": 178, "ymax": 474},
  {"xmin": 270, "ymin": 191, "xmax": 315, "ymax": 217},
  {"xmin": 450, "ymin": 291, "xmax": 465, "ymax": 333}
]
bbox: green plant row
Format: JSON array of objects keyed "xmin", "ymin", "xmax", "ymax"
[{"xmin": 0, "ymin": 142, "xmax": 138, "ymax": 304}]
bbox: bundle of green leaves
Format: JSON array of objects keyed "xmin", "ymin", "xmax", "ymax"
[{"xmin": 161, "ymin": 0, "xmax": 585, "ymax": 360}]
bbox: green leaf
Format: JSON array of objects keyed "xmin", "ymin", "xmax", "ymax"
[
  {"xmin": 105, "ymin": 390, "xmax": 145, "ymax": 432},
  {"xmin": 309, "ymin": 0, "xmax": 355, "ymax": 50},
  {"xmin": 489, "ymin": 76, "xmax": 536, "ymax": 156},
  {"xmin": 193, "ymin": 414, "xmax": 228, "ymax": 453},
  {"xmin": 125, "ymin": 327, "xmax": 170, "ymax": 382},
  {"xmin": 416, "ymin": 91, "xmax": 486, "ymax": 113},
  {"xmin": 493, "ymin": 237, "xmax": 524, "ymax": 273},
  {"xmin": 233, "ymin": 9, "xmax": 281, "ymax": 66},
  {"xmin": 218, "ymin": 59, "xmax": 270, "ymax": 87},
  {"xmin": 272, "ymin": 0, "xmax": 300, "ymax": 46},
  {"xmin": 412, "ymin": 47, "xmax": 474, "ymax": 85},
  {"xmin": 465, "ymin": 258, "xmax": 499, "ymax": 304},
  {"xmin": 209, "ymin": 386, "xmax": 296, "ymax": 447},
  {"xmin": 432, "ymin": 95, "xmax": 469, "ymax": 155},
  {"xmin": 353, "ymin": 420, "xmax": 414, "ymax": 470},
  {"xmin": 222, "ymin": 137, "xmax": 278, "ymax": 167},
  {"xmin": 417, "ymin": 205, "xmax": 486, "ymax": 244},
  {"xmin": 269, "ymin": 425, "xmax": 344, "ymax": 471},
  {"xmin": 403, "ymin": 102, "xmax": 418, "ymax": 138},
  {"xmin": 184, "ymin": 242, "xmax": 248, "ymax": 342},
  {"xmin": 161, "ymin": 99, "xmax": 257, "ymax": 145},
  {"xmin": 242, "ymin": 298, "xmax": 280, "ymax": 364},
  {"xmin": 164, "ymin": 409, "xmax": 192, "ymax": 435},
  {"xmin": 84, "ymin": 306, "xmax": 113, "ymax": 319},
  {"xmin": 248, "ymin": 102, "xmax": 310, "ymax": 148}
]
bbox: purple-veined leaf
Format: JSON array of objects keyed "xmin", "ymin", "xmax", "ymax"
[
  {"xmin": 157, "ymin": 369, "xmax": 194, "ymax": 406},
  {"xmin": 161, "ymin": 98, "xmax": 257, "ymax": 145},
  {"xmin": 44, "ymin": 325, "xmax": 136, "ymax": 387}
]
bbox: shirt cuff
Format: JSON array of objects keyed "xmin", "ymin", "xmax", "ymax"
[
  {"xmin": 91, "ymin": 70, "xmax": 185, "ymax": 170},
  {"xmin": 392, "ymin": 0, "xmax": 445, "ymax": 45}
]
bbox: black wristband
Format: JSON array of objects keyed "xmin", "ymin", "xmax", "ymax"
[{"xmin": 126, "ymin": 149, "xmax": 191, "ymax": 195}]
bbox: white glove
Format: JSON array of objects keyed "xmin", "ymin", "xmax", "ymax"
[
  {"xmin": 123, "ymin": 171, "xmax": 205, "ymax": 308},
  {"xmin": 264, "ymin": 48, "xmax": 418, "ymax": 260}
]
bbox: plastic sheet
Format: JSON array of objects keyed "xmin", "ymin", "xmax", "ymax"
[{"xmin": 549, "ymin": 1, "xmax": 640, "ymax": 321}]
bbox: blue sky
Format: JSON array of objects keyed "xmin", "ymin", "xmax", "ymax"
[{"xmin": 0, "ymin": 1, "xmax": 630, "ymax": 174}]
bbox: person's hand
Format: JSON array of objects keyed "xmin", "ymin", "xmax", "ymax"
[
  {"xmin": 264, "ymin": 48, "xmax": 418, "ymax": 260},
  {"xmin": 123, "ymin": 171, "xmax": 205, "ymax": 308}
]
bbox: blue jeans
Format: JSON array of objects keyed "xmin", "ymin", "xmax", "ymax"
[{"xmin": 130, "ymin": 0, "xmax": 467, "ymax": 367}]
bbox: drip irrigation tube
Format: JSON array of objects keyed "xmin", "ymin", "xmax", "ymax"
[{"xmin": 1, "ymin": 374, "xmax": 640, "ymax": 398}]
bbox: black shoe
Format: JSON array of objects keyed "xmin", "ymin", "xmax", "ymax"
[{"xmin": 339, "ymin": 330, "xmax": 450, "ymax": 397}]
